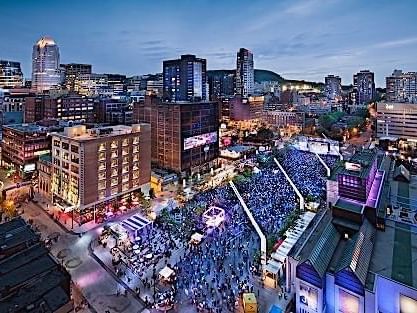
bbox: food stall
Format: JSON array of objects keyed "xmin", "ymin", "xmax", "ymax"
[
  {"xmin": 242, "ymin": 293, "xmax": 257, "ymax": 313},
  {"xmin": 189, "ymin": 232, "xmax": 204, "ymax": 245}
]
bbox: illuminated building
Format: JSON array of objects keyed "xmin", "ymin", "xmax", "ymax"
[
  {"xmin": 0, "ymin": 87, "xmax": 30, "ymax": 125},
  {"xmin": 236, "ymin": 48, "xmax": 254, "ymax": 97},
  {"xmin": 325, "ymin": 75, "xmax": 342, "ymax": 101},
  {"xmin": 31, "ymin": 36, "xmax": 62, "ymax": 92},
  {"xmin": 0, "ymin": 60, "xmax": 23, "ymax": 88},
  {"xmin": 60, "ymin": 63, "xmax": 92, "ymax": 91},
  {"xmin": 163, "ymin": 54, "xmax": 207, "ymax": 102},
  {"xmin": 74, "ymin": 73, "xmax": 111, "ymax": 97},
  {"xmin": 37, "ymin": 153, "xmax": 52, "ymax": 201},
  {"xmin": 285, "ymin": 152, "xmax": 417, "ymax": 313},
  {"xmin": 353, "ymin": 70, "xmax": 375, "ymax": 105},
  {"xmin": 50, "ymin": 124, "xmax": 151, "ymax": 225},
  {"xmin": 134, "ymin": 95, "xmax": 219, "ymax": 174},
  {"xmin": 230, "ymin": 96, "xmax": 264, "ymax": 121},
  {"xmin": 386, "ymin": 70, "xmax": 417, "ymax": 103},
  {"xmin": 207, "ymin": 71, "xmax": 235, "ymax": 99},
  {"xmin": 24, "ymin": 93, "xmax": 97, "ymax": 123},
  {"xmin": 95, "ymin": 98, "xmax": 133, "ymax": 125},
  {"xmin": 1, "ymin": 123, "xmax": 51, "ymax": 179},
  {"xmin": 376, "ymin": 102, "xmax": 417, "ymax": 141},
  {"xmin": 264, "ymin": 110, "xmax": 305, "ymax": 135}
]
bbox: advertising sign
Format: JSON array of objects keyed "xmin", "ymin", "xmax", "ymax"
[{"xmin": 184, "ymin": 132, "xmax": 217, "ymax": 150}]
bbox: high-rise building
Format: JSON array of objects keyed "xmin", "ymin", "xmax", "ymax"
[
  {"xmin": 134, "ymin": 96, "xmax": 219, "ymax": 174},
  {"xmin": 386, "ymin": 70, "xmax": 417, "ymax": 103},
  {"xmin": 60, "ymin": 63, "xmax": 92, "ymax": 91},
  {"xmin": 325, "ymin": 75, "xmax": 342, "ymax": 101},
  {"xmin": 51, "ymin": 124, "xmax": 151, "ymax": 224},
  {"xmin": 163, "ymin": 54, "xmax": 207, "ymax": 102},
  {"xmin": 31, "ymin": 36, "xmax": 62, "ymax": 92},
  {"xmin": 353, "ymin": 70, "xmax": 375, "ymax": 105},
  {"xmin": 208, "ymin": 71, "xmax": 235, "ymax": 99},
  {"xmin": 236, "ymin": 48, "xmax": 254, "ymax": 97},
  {"xmin": 0, "ymin": 60, "xmax": 24, "ymax": 88}
]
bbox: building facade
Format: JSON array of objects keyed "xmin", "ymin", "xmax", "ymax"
[
  {"xmin": 60, "ymin": 63, "xmax": 92, "ymax": 91},
  {"xmin": 0, "ymin": 87, "xmax": 30, "ymax": 125},
  {"xmin": 31, "ymin": 36, "xmax": 62, "ymax": 92},
  {"xmin": 325, "ymin": 75, "xmax": 342, "ymax": 101},
  {"xmin": 37, "ymin": 154, "xmax": 53, "ymax": 201},
  {"xmin": 163, "ymin": 54, "xmax": 207, "ymax": 102},
  {"xmin": 230, "ymin": 96, "xmax": 264, "ymax": 121},
  {"xmin": 134, "ymin": 96, "xmax": 219, "ymax": 174},
  {"xmin": 353, "ymin": 70, "xmax": 375, "ymax": 105},
  {"xmin": 386, "ymin": 70, "xmax": 417, "ymax": 103},
  {"xmin": 376, "ymin": 102, "xmax": 417, "ymax": 140},
  {"xmin": 1, "ymin": 124, "xmax": 51, "ymax": 179},
  {"xmin": 236, "ymin": 48, "xmax": 254, "ymax": 97},
  {"xmin": 74, "ymin": 73, "xmax": 111, "ymax": 97},
  {"xmin": 95, "ymin": 98, "xmax": 133, "ymax": 125},
  {"xmin": 0, "ymin": 60, "xmax": 23, "ymax": 88},
  {"xmin": 51, "ymin": 124, "xmax": 151, "ymax": 224}
]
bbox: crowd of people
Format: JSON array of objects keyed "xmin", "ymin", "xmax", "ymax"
[
  {"xmin": 275, "ymin": 147, "xmax": 338, "ymax": 200},
  {"xmin": 101, "ymin": 145, "xmax": 338, "ymax": 312}
]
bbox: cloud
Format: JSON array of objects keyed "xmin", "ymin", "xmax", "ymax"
[
  {"xmin": 283, "ymin": 0, "xmax": 339, "ymax": 16},
  {"xmin": 373, "ymin": 37, "xmax": 417, "ymax": 48}
]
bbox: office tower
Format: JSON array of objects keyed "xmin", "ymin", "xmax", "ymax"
[
  {"xmin": 105, "ymin": 73, "xmax": 127, "ymax": 96},
  {"xmin": 134, "ymin": 95, "xmax": 219, "ymax": 174},
  {"xmin": 60, "ymin": 63, "xmax": 92, "ymax": 91},
  {"xmin": 208, "ymin": 71, "xmax": 235, "ymax": 99},
  {"xmin": 376, "ymin": 102, "xmax": 417, "ymax": 140},
  {"xmin": 163, "ymin": 54, "xmax": 207, "ymax": 102},
  {"xmin": 24, "ymin": 93, "xmax": 98, "ymax": 123},
  {"xmin": 386, "ymin": 70, "xmax": 417, "ymax": 103},
  {"xmin": 95, "ymin": 98, "xmax": 133, "ymax": 125},
  {"xmin": 0, "ymin": 60, "xmax": 24, "ymax": 88},
  {"xmin": 31, "ymin": 36, "xmax": 62, "ymax": 92},
  {"xmin": 51, "ymin": 124, "xmax": 151, "ymax": 224},
  {"xmin": 353, "ymin": 70, "xmax": 375, "ymax": 105},
  {"xmin": 325, "ymin": 75, "xmax": 342, "ymax": 101},
  {"xmin": 236, "ymin": 48, "xmax": 254, "ymax": 97},
  {"xmin": 74, "ymin": 73, "xmax": 111, "ymax": 96}
]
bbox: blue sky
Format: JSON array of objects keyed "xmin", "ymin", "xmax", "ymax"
[{"xmin": 1, "ymin": 0, "xmax": 417, "ymax": 86}]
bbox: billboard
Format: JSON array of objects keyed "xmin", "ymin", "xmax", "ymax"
[{"xmin": 184, "ymin": 132, "xmax": 217, "ymax": 150}]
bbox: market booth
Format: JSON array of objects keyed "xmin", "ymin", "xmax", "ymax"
[
  {"xmin": 159, "ymin": 266, "xmax": 175, "ymax": 284},
  {"xmin": 189, "ymin": 232, "xmax": 204, "ymax": 245},
  {"xmin": 242, "ymin": 293, "xmax": 257, "ymax": 313}
]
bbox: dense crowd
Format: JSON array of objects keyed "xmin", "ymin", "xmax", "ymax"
[
  {"xmin": 275, "ymin": 148, "xmax": 338, "ymax": 200},
  {"xmin": 106, "ymin": 147, "xmax": 338, "ymax": 312}
]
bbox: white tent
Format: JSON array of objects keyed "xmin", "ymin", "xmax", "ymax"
[
  {"xmin": 190, "ymin": 232, "xmax": 204, "ymax": 244},
  {"xmin": 159, "ymin": 266, "xmax": 174, "ymax": 279}
]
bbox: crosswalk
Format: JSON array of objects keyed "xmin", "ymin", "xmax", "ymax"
[{"xmin": 121, "ymin": 214, "xmax": 152, "ymax": 234}]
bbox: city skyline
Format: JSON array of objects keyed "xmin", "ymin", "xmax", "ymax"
[{"xmin": 1, "ymin": 0, "xmax": 417, "ymax": 86}]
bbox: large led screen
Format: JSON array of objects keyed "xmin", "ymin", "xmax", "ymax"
[{"xmin": 184, "ymin": 132, "xmax": 217, "ymax": 150}]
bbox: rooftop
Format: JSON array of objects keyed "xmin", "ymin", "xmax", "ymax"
[
  {"xmin": 334, "ymin": 197, "xmax": 364, "ymax": 214},
  {"xmin": 339, "ymin": 149, "xmax": 377, "ymax": 179},
  {"xmin": 2, "ymin": 123, "xmax": 50, "ymax": 133},
  {"xmin": 367, "ymin": 220, "xmax": 417, "ymax": 290},
  {"xmin": 53, "ymin": 124, "xmax": 149, "ymax": 141}
]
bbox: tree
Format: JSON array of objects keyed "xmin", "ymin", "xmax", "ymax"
[{"xmin": 2, "ymin": 200, "xmax": 16, "ymax": 218}]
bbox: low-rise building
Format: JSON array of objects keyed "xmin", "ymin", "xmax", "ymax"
[
  {"xmin": 0, "ymin": 218, "xmax": 73, "ymax": 313},
  {"xmin": 51, "ymin": 124, "xmax": 151, "ymax": 225},
  {"xmin": 37, "ymin": 153, "xmax": 52, "ymax": 201},
  {"xmin": 1, "ymin": 123, "xmax": 51, "ymax": 179}
]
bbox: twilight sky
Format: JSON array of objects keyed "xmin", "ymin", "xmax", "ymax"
[{"xmin": 1, "ymin": 0, "xmax": 417, "ymax": 86}]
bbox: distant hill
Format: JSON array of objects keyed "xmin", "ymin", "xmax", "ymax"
[{"xmin": 207, "ymin": 69, "xmax": 284, "ymax": 83}]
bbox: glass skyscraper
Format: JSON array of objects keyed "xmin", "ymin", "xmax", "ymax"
[
  {"xmin": 163, "ymin": 54, "xmax": 207, "ymax": 102},
  {"xmin": 236, "ymin": 48, "xmax": 254, "ymax": 97},
  {"xmin": 31, "ymin": 36, "xmax": 62, "ymax": 92}
]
